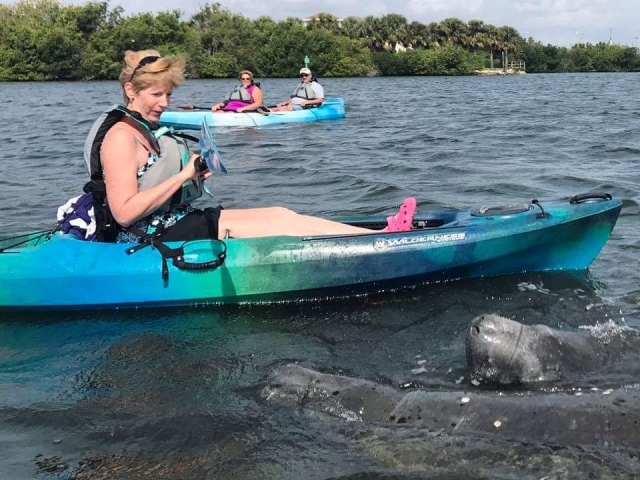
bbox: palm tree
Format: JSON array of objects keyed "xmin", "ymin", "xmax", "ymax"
[
  {"xmin": 341, "ymin": 16, "xmax": 365, "ymax": 40},
  {"xmin": 407, "ymin": 21, "xmax": 432, "ymax": 49},
  {"xmin": 378, "ymin": 13, "xmax": 409, "ymax": 51},
  {"xmin": 427, "ymin": 22, "xmax": 442, "ymax": 47},
  {"xmin": 305, "ymin": 12, "xmax": 341, "ymax": 34},
  {"xmin": 497, "ymin": 26, "xmax": 523, "ymax": 68},
  {"xmin": 438, "ymin": 17, "xmax": 469, "ymax": 47},
  {"xmin": 486, "ymin": 25, "xmax": 501, "ymax": 67},
  {"xmin": 363, "ymin": 15, "xmax": 384, "ymax": 51},
  {"xmin": 467, "ymin": 19, "xmax": 488, "ymax": 52}
]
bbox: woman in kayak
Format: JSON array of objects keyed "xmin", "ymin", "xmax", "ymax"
[
  {"xmin": 211, "ymin": 70, "xmax": 264, "ymax": 113},
  {"xmin": 85, "ymin": 49, "xmax": 416, "ymax": 243}
]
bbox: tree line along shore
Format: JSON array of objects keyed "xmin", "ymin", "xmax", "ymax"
[{"xmin": 2, "ymin": 0, "xmax": 639, "ymax": 81}]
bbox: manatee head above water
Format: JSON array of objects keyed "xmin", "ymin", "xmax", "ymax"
[{"xmin": 465, "ymin": 313, "xmax": 639, "ymax": 384}]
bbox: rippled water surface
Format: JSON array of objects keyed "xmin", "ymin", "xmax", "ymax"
[{"xmin": 1, "ymin": 74, "xmax": 640, "ymax": 479}]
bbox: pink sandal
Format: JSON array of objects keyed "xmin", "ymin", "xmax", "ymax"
[{"xmin": 383, "ymin": 197, "xmax": 417, "ymax": 232}]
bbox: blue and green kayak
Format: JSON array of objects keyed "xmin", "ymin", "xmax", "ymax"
[
  {"xmin": 0, "ymin": 193, "xmax": 621, "ymax": 311},
  {"xmin": 159, "ymin": 98, "xmax": 345, "ymax": 129}
]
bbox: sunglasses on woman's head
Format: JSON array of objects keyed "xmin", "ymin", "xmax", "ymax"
[
  {"xmin": 240, "ymin": 77, "xmax": 251, "ymax": 80},
  {"xmin": 129, "ymin": 56, "xmax": 160, "ymax": 82},
  {"xmin": 300, "ymin": 74, "xmax": 310, "ymax": 78}
]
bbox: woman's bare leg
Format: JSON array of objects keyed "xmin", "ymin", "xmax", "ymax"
[{"xmin": 218, "ymin": 207, "xmax": 373, "ymax": 238}]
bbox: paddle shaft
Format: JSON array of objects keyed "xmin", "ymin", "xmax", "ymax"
[
  {"xmin": 177, "ymin": 104, "xmax": 278, "ymax": 111},
  {"xmin": 177, "ymin": 105, "xmax": 210, "ymax": 110}
]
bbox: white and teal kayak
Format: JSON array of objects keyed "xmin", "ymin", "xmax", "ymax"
[{"xmin": 159, "ymin": 98, "xmax": 345, "ymax": 130}]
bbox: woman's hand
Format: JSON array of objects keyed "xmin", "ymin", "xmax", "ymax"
[
  {"xmin": 101, "ymin": 125, "xmax": 209, "ymax": 227},
  {"xmin": 211, "ymin": 103, "xmax": 223, "ymax": 112},
  {"xmin": 187, "ymin": 153, "xmax": 212, "ymax": 180}
]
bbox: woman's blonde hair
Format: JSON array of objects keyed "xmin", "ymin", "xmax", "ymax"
[
  {"xmin": 238, "ymin": 70, "xmax": 254, "ymax": 82},
  {"xmin": 119, "ymin": 49, "xmax": 186, "ymax": 103}
]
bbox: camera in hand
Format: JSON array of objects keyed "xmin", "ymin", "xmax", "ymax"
[{"xmin": 194, "ymin": 155, "xmax": 208, "ymax": 173}]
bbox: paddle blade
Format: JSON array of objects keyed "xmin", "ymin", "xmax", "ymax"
[{"xmin": 199, "ymin": 121, "xmax": 227, "ymax": 173}]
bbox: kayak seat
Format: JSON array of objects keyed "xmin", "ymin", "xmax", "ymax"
[{"xmin": 344, "ymin": 217, "xmax": 448, "ymax": 230}]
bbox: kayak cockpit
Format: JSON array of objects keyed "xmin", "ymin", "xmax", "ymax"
[{"xmin": 337, "ymin": 211, "xmax": 459, "ymax": 231}]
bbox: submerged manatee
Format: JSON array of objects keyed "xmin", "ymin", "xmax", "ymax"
[
  {"xmin": 264, "ymin": 364, "xmax": 640, "ymax": 448},
  {"xmin": 465, "ymin": 313, "xmax": 640, "ymax": 384},
  {"xmin": 263, "ymin": 364, "xmax": 403, "ymax": 422}
]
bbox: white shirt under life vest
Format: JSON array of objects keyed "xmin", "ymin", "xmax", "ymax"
[{"xmin": 290, "ymin": 81, "xmax": 324, "ymax": 105}]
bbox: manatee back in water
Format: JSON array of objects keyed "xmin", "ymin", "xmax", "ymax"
[
  {"xmin": 263, "ymin": 364, "xmax": 640, "ymax": 449},
  {"xmin": 263, "ymin": 364, "xmax": 403, "ymax": 422},
  {"xmin": 387, "ymin": 388, "xmax": 640, "ymax": 448}
]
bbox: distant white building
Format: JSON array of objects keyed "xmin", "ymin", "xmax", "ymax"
[
  {"xmin": 383, "ymin": 41, "xmax": 411, "ymax": 53},
  {"xmin": 301, "ymin": 14, "xmax": 343, "ymax": 28}
]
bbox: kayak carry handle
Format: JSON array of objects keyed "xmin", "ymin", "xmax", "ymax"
[
  {"xmin": 172, "ymin": 239, "xmax": 227, "ymax": 272},
  {"xmin": 173, "ymin": 252, "xmax": 226, "ymax": 271},
  {"xmin": 531, "ymin": 199, "xmax": 547, "ymax": 219},
  {"xmin": 569, "ymin": 192, "xmax": 612, "ymax": 204}
]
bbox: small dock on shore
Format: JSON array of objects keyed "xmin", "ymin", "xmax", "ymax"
[{"xmin": 475, "ymin": 61, "xmax": 526, "ymax": 75}]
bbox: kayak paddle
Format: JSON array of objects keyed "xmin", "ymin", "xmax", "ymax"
[
  {"xmin": 177, "ymin": 104, "xmax": 211, "ymax": 110},
  {"xmin": 257, "ymin": 110, "xmax": 288, "ymax": 115},
  {"xmin": 197, "ymin": 120, "xmax": 227, "ymax": 173},
  {"xmin": 177, "ymin": 104, "xmax": 280, "ymax": 112}
]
